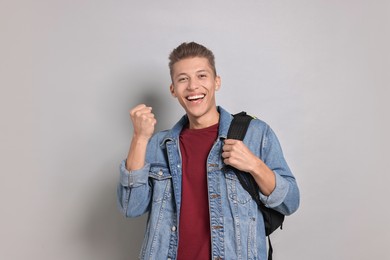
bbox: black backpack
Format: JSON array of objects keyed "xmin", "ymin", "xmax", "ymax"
[{"xmin": 227, "ymin": 111, "xmax": 285, "ymax": 260}]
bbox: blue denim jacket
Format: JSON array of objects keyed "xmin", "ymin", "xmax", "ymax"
[{"xmin": 117, "ymin": 106, "xmax": 299, "ymax": 260}]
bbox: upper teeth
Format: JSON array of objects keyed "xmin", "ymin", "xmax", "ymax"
[{"xmin": 188, "ymin": 94, "xmax": 205, "ymax": 100}]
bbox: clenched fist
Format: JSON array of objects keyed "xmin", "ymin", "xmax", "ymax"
[
  {"xmin": 222, "ymin": 139, "xmax": 258, "ymax": 173},
  {"xmin": 222, "ymin": 139, "xmax": 276, "ymax": 195},
  {"xmin": 130, "ymin": 104, "xmax": 157, "ymax": 141}
]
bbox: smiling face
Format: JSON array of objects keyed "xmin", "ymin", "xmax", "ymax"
[{"xmin": 170, "ymin": 56, "xmax": 221, "ymax": 129}]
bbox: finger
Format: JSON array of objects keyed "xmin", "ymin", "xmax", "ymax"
[
  {"xmin": 224, "ymin": 158, "xmax": 234, "ymax": 165},
  {"xmin": 130, "ymin": 104, "xmax": 146, "ymax": 114},
  {"xmin": 221, "ymin": 151, "xmax": 230, "ymax": 158},
  {"xmin": 137, "ymin": 106, "xmax": 153, "ymax": 115},
  {"xmin": 130, "ymin": 104, "xmax": 152, "ymax": 116},
  {"xmin": 133, "ymin": 107, "xmax": 154, "ymax": 119},
  {"xmin": 140, "ymin": 111, "xmax": 155, "ymax": 119},
  {"xmin": 224, "ymin": 141, "xmax": 239, "ymax": 151},
  {"xmin": 223, "ymin": 157, "xmax": 235, "ymax": 167},
  {"xmin": 222, "ymin": 141, "xmax": 237, "ymax": 150},
  {"xmin": 224, "ymin": 139, "xmax": 238, "ymax": 143}
]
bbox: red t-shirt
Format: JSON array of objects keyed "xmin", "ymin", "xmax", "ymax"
[{"xmin": 177, "ymin": 123, "xmax": 218, "ymax": 260}]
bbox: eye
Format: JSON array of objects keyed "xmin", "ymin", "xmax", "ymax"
[
  {"xmin": 178, "ymin": 77, "xmax": 188, "ymax": 82},
  {"xmin": 199, "ymin": 74, "xmax": 207, "ymax": 79}
]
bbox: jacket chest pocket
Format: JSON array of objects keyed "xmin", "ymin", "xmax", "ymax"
[
  {"xmin": 225, "ymin": 171, "xmax": 252, "ymax": 204},
  {"xmin": 149, "ymin": 165, "xmax": 172, "ymax": 203}
]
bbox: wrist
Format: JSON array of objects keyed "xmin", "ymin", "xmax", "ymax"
[
  {"xmin": 132, "ymin": 133, "xmax": 151, "ymax": 144},
  {"xmin": 248, "ymin": 158, "xmax": 266, "ymax": 178}
]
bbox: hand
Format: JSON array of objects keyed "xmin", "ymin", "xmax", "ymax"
[
  {"xmin": 222, "ymin": 139, "xmax": 258, "ymax": 173},
  {"xmin": 222, "ymin": 139, "xmax": 276, "ymax": 195},
  {"xmin": 130, "ymin": 104, "xmax": 157, "ymax": 141}
]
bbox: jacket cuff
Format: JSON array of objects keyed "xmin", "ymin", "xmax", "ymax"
[
  {"xmin": 119, "ymin": 160, "xmax": 150, "ymax": 187},
  {"xmin": 259, "ymin": 172, "xmax": 289, "ymax": 208}
]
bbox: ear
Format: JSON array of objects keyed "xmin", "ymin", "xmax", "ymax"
[
  {"xmin": 215, "ymin": 76, "xmax": 221, "ymax": 91},
  {"xmin": 170, "ymin": 84, "xmax": 177, "ymax": 97}
]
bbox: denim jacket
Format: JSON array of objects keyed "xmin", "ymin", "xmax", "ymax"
[{"xmin": 117, "ymin": 106, "xmax": 300, "ymax": 260}]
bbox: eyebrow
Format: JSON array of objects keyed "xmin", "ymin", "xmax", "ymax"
[{"xmin": 196, "ymin": 69, "xmax": 210, "ymax": 74}]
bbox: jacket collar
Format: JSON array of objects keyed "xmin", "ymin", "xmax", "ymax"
[{"xmin": 161, "ymin": 106, "xmax": 233, "ymax": 146}]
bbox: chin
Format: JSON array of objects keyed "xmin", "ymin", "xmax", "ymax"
[{"xmin": 187, "ymin": 105, "xmax": 214, "ymax": 118}]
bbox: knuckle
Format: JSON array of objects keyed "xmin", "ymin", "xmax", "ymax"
[{"xmin": 134, "ymin": 110, "xmax": 142, "ymax": 117}]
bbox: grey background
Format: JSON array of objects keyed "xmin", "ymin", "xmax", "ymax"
[{"xmin": 1, "ymin": 0, "xmax": 389, "ymax": 259}]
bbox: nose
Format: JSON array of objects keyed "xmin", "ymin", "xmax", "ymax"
[{"xmin": 187, "ymin": 78, "xmax": 199, "ymax": 90}]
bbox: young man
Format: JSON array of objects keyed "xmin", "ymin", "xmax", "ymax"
[{"xmin": 117, "ymin": 42, "xmax": 300, "ymax": 260}]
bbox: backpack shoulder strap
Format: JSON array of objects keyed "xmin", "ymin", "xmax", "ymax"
[
  {"xmin": 227, "ymin": 111, "xmax": 280, "ymax": 260},
  {"xmin": 227, "ymin": 111, "xmax": 260, "ymax": 201},
  {"xmin": 227, "ymin": 111, "xmax": 253, "ymax": 140}
]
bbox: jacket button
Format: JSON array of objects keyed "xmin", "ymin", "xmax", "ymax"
[
  {"xmin": 158, "ymin": 170, "xmax": 163, "ymax": 176},
  {"xmin": 171, "ymin": 226, "xmax": 176, "ymax": 232}
]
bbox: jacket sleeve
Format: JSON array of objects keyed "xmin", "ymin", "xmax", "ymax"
[
  {"xmin": 258, "ymin": 125, "xmax": 300, "ymax": 216},
  {"xmin": 117, "ymin": 160, "xmax": 152, "ymax": 217}
]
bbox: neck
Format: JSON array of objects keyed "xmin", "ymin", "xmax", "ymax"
[{"xmin": 188, "ymin": 108, "xmax": 220, "ymax": 129}]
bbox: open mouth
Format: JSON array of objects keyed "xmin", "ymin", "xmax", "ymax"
[{"xmin": 186, "ymin": 94, "xmax": 205, "ymax": 102}]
